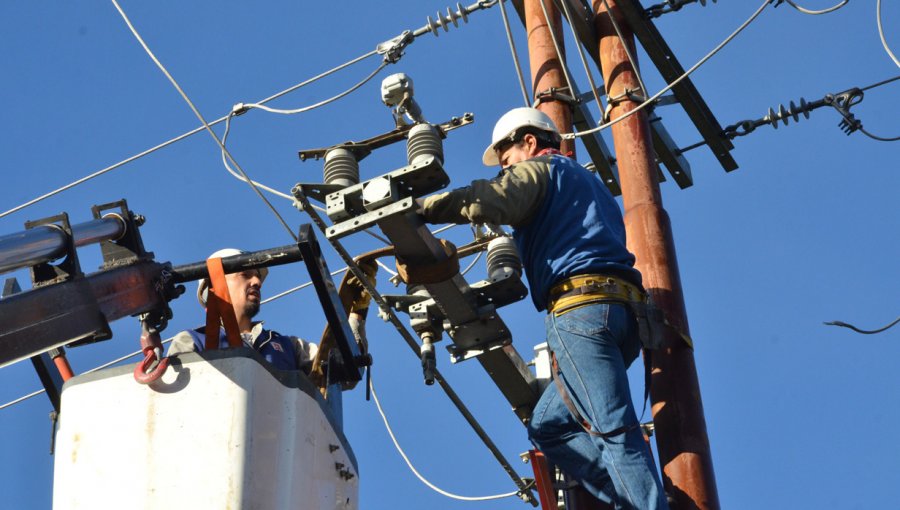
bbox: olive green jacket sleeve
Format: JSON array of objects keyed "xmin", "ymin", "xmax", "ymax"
[{"xmin": 420, "ymin": 158, "xmax": 550, "ymax": 228}]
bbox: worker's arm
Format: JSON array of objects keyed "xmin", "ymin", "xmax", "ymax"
[
  {"xmin": 166, "ymin": 330, "xmax": 201, "ymax": 356},
  {"xmin": 291, "ymin": 337, "xmax": 319, "ymax": 373},
  {"xmin": 420, "ymin": 158, "xmax": 549, "ymax": 228}
]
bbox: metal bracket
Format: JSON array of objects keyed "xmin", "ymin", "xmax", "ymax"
[
  {"xmin": 24, "ymin": 213, "xmax": 81, "ymax": 287},
  {"xmin": 91, "ymin": 199, "xmax": 153, "ymax": 269},
  {"xmin": 298, "ymin": 113, "xmax": 474, "ymax": 162}
]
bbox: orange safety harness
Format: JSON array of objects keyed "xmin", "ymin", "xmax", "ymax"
[{"xmin": 204, "ymin": 257, "xmax": 242, "ymax": 349}]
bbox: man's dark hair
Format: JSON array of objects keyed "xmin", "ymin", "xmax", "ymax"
[{"xmin": 512, "ymin": 127, "xmax": 561, "ymax": 151}]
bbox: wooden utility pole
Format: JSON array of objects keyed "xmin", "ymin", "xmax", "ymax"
[
  {"xmin": 524, "ymin": 0, "xmax": 575, "ymax": 157},
  {"xmin": 593, "ymin": 1, "xmax": 720, "ymax": 508}
]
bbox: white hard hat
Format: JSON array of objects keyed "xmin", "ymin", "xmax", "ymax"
[
  {"xmin": 196, "ymin": 248, "xmax": 268, "ymax": 306},
  {"xmin": 482, "ymin": 107, "xmax": 561, "ymax": 166}
]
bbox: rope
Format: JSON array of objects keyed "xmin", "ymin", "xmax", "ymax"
[
  {"xmin": 563, "ymin": 0, "xmax": 772, "ymax": 141},
  {"xmin": 784, "ymin": 0, "xmax": 849, "ymax": 15},
  {"xmin": 110, "ymin": 0, "xmax": 298, "ymax": 241},
  {"xmin": 497, "ymin": 0, "xmax": 531, "ymax": 106},
  {"xmin": 369, "ymin": 375, "xmax": 522, "ymax": 501},
  {"xmin": 877, "ymin": 0, "xmax": 900, "ymax": 69}
]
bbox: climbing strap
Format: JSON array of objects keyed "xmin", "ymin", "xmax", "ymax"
[
  {"xmin": 204, "ymin": 257, "xmax": 242, "ymax": 350},
  {"xmin": 550, "ymin": 351, "xmax": 640, "ymax": 439}
]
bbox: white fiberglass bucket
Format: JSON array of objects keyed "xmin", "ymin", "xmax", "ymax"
[{"xmin": 52, "ymin": 349, "xmax": 358, "ymax": 510}]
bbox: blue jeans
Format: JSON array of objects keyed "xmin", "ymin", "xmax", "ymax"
[{"xmin": 527, "ymin": 302, "xmax": 668, "ymax": 510}]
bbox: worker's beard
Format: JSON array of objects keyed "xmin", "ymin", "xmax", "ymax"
[{"xmin": 245, "ymin": 301, "xmax": 260, "ymax": 319}]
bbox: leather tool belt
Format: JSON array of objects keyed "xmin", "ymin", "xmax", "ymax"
[{"xmin": 547, "ymin": 274, "xmax": 665, "ymax": 350}]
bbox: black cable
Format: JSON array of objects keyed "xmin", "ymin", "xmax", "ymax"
[{"xmin": 824, "ymin": 316, "xmax": 900, "ymax": 335}]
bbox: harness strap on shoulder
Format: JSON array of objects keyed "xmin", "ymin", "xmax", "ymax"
[
  {"xmin": 205, "ymin": 257, "xmax": 242, "ymax": 349},
  {"xmin": 551, "ymin": 352, "xmax": 639, "ymax": 439}
]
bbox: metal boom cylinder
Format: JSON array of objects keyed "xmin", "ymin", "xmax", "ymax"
[{"xmin": 0, "ymin": 215, "xmax": 126, "ymax": 275}]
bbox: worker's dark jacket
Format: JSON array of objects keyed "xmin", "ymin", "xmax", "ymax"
[{"xmin": 168, "ymin": 322, "xmax": 316, "ymax": 372}]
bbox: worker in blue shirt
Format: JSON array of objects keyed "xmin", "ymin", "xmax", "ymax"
[
  {"xmin": 420, "ymin": 108, "xmax": 668, "ymax": 509},
  {"xmin": 168, "ymin": 248, "xmax": 317, "ymax": 372}
]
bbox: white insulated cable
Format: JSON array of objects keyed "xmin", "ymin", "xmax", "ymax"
[
  {"xmin": 369, "ymin": 376, "xmax": 521, "ymax": 501},
  {"xmin": 562, "ymin": 0, "xmax": 772, "ymax": 141},
  {"xmin": 109, "ymin": 0, "xmax": 298, "ymax": 241}
]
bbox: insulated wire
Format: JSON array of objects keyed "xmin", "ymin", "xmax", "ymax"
[
  {"xmin": 293, "ymin": 192, "xmax": 536, "ymax": 501},
  {"xmin": 557, "ymin": 0, "xmax": 606, "ymax": 120},
  {"xmin": 784, "ymin": 0, "xmax": 849, "ymax": 15},
  {"xmin": 110, "ymin": 0, "xmax": 298, "ymax": 241},
  {"xmin": 219, "ymin": 114, "xmax": 393, "ymax": 246},
  {"xmin": 600, "ymin": 0, "xmax": 649, "ymax": 103},
  {"xmin": 497, "ymin": 0, "xmax": 532, "ymax": 106},
  {"xmin": 243, "ymin": 61, "xmax": 388, "ymax": 115},
  {"xmin": 537, "ymin": 0, "xmax": 577, "ymax": 99},
  {"xmin": 0, "ymin": 48, "xmax": 380, "ymax": 222},
  {"xmin": 877, "ymin": 0, "xmax": 900, "ymax": 69},
  {"xmin": 369, "ymin": 375, "xmax": 521, "ymax": 501},
  {"xmin": 824, "ymin": 316, "xmax": 900, "ymax": 334},
  {"xmin": 0, "ymin": 338, "xmax": 175, "ymax": 411},
  {"xmin": 562, "ymin": 0, "xmax": 771, "ymax": 141}
]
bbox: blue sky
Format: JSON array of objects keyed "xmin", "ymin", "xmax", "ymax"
[{"xmin": 1, "ymin": 1, "xmax": 898, "ymax": 509}]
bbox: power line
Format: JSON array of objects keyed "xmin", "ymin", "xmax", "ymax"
[
  {"xmin": 562, "ymin": 0, "xmax": 773, "ymax": 141},
  {"xmin": 497, "ymin": 0, "xmax": 531, "ymax": 106},
  {"xmin": 877, "ymin": 0, "xmax": 900, "ymax": 69},
  {"xmin": 110, "ymin": 0, "xmax": 298, "ymax": 242},
  {"xmin": 0, "ymin": 47, "xmax": 381, "ymax": 222},
  {"xmin": 783, "ymin": 0, "xmax": 849, "ymax": 16},
  {"xmin": 369, "ymin": 375, "xmax": 524, "ymax": 501},
  {"xmin": 824, "ymin": 316, "xmax": 900, "ymax": 335}
]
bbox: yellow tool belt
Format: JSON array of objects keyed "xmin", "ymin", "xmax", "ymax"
[{"xmin": 547, "ymin": 274, "xmax": 645, "ymax": 315}]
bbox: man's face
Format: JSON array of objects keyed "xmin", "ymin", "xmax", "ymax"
[
  {"xmin": 495, "ymin": 134, "xmax": 539, "ymax": 168},
  {"xmin": 224, "ymin": 269, "xmax": 263, "ymax": 320}
]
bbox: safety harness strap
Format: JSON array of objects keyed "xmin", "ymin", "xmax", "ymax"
[
  {"xmin": 204, "ymin": 257, "xmax": 242, "ymax": 349},
  {"xmin": 550, "ymin": 352, "xmax": 639, "ymax": 439}
]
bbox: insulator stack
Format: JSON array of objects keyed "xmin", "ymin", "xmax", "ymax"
[
  {"xmin": 407, "ymin": 123, "xmax": 444, "ymax": 166},
  {"xmin": 763, "ymin": 98, "xmax": 812, "ymax": 129},
  {"xmin": 323, "ymin": 148, "xmax": 360, "ymax": 188},
  {"xmin": 486, "ymin": 237, "xmax": 522, "ymax": 280},
  {"xmin": 426, "ymin": 3, "xmax": 469, "ymax": 36}
]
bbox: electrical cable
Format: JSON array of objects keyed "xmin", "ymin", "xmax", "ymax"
[
  {"xmin": 824, "ymin": 316, "xmax": 900, "ymax": 334},
  {"xmin": 537, "ymin": 0, "xmax": 577, "ymax": 100},
  {"xmin": 111, "ymin": 0, "xmax": 298, "ymax": 241},
  {"xmin": 460, "ymin": 250, "xmax": 483, "ymax": 276},
  {"xmin": 369, "ymin": 375, "xmax": 522, "ymax": 501},
  {"xmin": 293, "ymin": 191, "xmax": 537, "ymax": 503},
  {"xmin": 242, "ymin": 61, "xmax": 388, "ymax": 116},
  {"xmin": 0, "ymin": 49, "xmax": 381, "ymax": 223},
  {"xmin": 0, "ymin": 338, "xmax": 175, "ymax": 411},
  {"xmin": 784, "ymin": 0, "xmax": 849, "ymax": 16},
  {"xmin": 877, "ymin": 0, "xmax": 900, "ymax": 69},
  {"xmin": 857, "ymin": 127, "xmax": 900, "ymax": 142},
  {"xmin": 562, "ymin": 0, "xmax": 772, "ymax": 141},
  {"xmin": 599, "ymin": 0, "xmax": 649, "ymax": 105},
  {"xmin": 557, "ymin": 0, "xmax": 607, "ymax": 120},
  {"xmin": 497, "ymin": 0, "xmax": 532, "ymax": 106}
]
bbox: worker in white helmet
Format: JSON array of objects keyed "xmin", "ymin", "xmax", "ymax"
[
  {"xmin": 420, "ymin": 108, "xmax": 667, "ymax": 509},
  {"xmin": 167, "ymin": 248, "xmax": 317, "ymax": 372}
]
